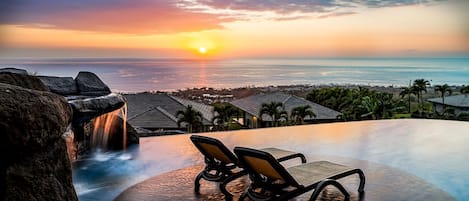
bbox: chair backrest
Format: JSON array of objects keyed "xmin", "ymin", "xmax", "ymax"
[
  {"xmin": 190, "ymin": 135, "xmax": 238, "ymax": 165},
  {"xmin": 234, "ymin": 147, "xmax": 300, "ymax": 187}
]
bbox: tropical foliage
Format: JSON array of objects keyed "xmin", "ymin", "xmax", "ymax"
[
  {"xmin": 399, "ymin": 86, "xmax": 415, "ymax": 113},
  {"xmin": 306, "ymin": 87, "xmax": 401, "ymax": 120},
  {"xmin": 412, "ymin": 79, "xmax": 430, "ymax": 110},
  {"xmin": 259, "ymin": 101, "xmax": 288, "ymax": 127},
  {"xmin": 176, "ymin": 105, "xmax": 203, "ymax": 133},
  {"xmin": 290, "ymin": 105, "xmax": 316, "ymax": 125},
  {"xmin": 461, "ymin": 85, "xmax": 469, "ymax": 94},
  {"xmin": 434, "ymin": 84, "xmax": 452, "ymax": 113},
  {"xmin": 360, "ymin": 93, "xmax": 398, "ymax": 119},
  {"xmin": 212, "ymin": 103, "xmax": 240, "ymax": 130}
]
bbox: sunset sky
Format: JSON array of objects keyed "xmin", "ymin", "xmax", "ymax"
[{"xmin": 0, "ymin": 0, "xmax": 468, "ymax": 58}]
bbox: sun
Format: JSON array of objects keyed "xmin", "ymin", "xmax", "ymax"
[{"xmin": 198, "ymin": 47, "xmax": 207, "ymax": 54}]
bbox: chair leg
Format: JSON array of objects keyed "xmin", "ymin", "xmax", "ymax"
[
  {"xmin": 220, "ymin": 171, "xmax": 246, "ymax": 201},
  {"xmin": 309, "ymin": 179, "xmax": 350, "ymax": 201},
  {"xmin": 357, "ymin": 169, "xmax": 366, "ymax": 201},
  {"xmin": 356, "ymin": 169, "xmax": 366, "ymax": 193},
  {"xmin": 299, "ymin": 154, "xmax": 307, "ymax": 163},
  {"xmin": 194, "ymin": 171, "xmax": 204, "ymax": 194},
  {"xmin": 239, "ymin": 191, "xmax": 248, "ymax": 201},
  {"xmin": 358, "ymin": 191, "xmax": 366, "ymax": 201},
  {"xmin": 219, "ymin": 182, "xmax": 233, "ymax": 201}
]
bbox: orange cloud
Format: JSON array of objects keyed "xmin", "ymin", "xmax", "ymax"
[{"xmin": 1, "ymin": 0, "xmax": 230, "ymax": 34}]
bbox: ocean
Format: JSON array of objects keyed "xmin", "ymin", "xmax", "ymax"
[{"xmin": 1, "ymin": 57, "xmax": 468, "ymax": 92}]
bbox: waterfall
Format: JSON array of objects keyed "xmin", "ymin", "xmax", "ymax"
[
  {"xmin": 90, "ymin": 103, "xmax": 128, "ymax": 150},
  {"xmin": 122, "ymin": 102, "xmax": 127, "ymax": 150}
]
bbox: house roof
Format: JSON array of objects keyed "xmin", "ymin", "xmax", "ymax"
[
  {"xmin": 124, "ymin": 93, "xmax": 213, "ymax": 129},
  {"xmin": 427, "ymin": 95, "xmax": 469, "ymax": 108},
  {"xmin": 230, "ymin": 92, "xmax": 341, "ymax": 121},
  {"xmin": 171, "ymin": 96, "xmax": 214, "ymax": 122}
]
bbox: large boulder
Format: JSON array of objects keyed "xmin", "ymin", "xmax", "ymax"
[
  {"xmin": 0, "ymin": 83, "xmax": 78, "ymax": 201},
  {"xmin": 38, "ymin": 76, "xmax": 78, "ymax": 95},
  {"xmin": 75, "ymin": 71, "xmax": 111, "ymax": 96},
  {"xmin": 68, "ymin": 93, "xmax": 126, "ymax": 124},
  {"xmin": 0, "ymin": 72, "xmax": 49, "ymax": 91},
  {"xmin": 0, "ymin": 68, "xmax": 28, "ymax": 75}
]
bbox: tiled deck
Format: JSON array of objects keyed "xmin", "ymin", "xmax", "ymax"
[{"xmin": 115, "ymin": 156, "xmax": 455, "ymax": 201}]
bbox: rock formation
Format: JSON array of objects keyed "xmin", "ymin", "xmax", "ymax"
[
  {"xmin": 38, "ymin": 76, "xmax": 78, "ymax": 95},
  {"xmin": 68, "ymin": 93, "xmax": 126, "ymax": 124},
  {"xmin": 35, "ymin": 70, "xmax": 138, "ymax": 152},
  {"xmin": 75, "ymin": 71, "xmax": 111, "ymax": 96},
  {"xmin": 0, "ymin": 68, "xmax": 139, "ymax": 200},
  {"xmin": 0, "ymin": 82, "xmax": 78, "ymax": 201},
  {"xmin": 0, "ymin": 68, "xmax": 28, "ymax": 75},
  {"xmin": 0, "ymin": 72, "xmax": 49, "ymax": 91}
]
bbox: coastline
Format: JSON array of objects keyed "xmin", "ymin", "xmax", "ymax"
[
  {"xmin": 140, "ymin": 84, "xmax": 452, "ymax": 105},
  {"xmin": 1, "ymin": 57, "xmax": 468, "ymax": 93}
]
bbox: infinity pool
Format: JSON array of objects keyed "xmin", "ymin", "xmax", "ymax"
[{"xmin": 73, "ymin": 119, "xmax": 469, "ymax": 201}]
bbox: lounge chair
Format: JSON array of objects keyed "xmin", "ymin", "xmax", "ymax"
[
  {"xmin": 190, "ymin": 135, "xmax": 306, "ymax": 200},
  {"xmin": 234, "ymin": 147, "xmax": 365, "ymax": 201}
]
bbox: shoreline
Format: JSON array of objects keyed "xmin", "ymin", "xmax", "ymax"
[{"xmin": 120, "ymin": 83, "xmax": 462, "ymax": 106}]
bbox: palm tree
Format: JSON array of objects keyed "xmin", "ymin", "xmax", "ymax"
[
  {"xmin": 435, "ymin": 84, "xmax": 452, "ymax": 113},
  {"xmin": 360, "ymin": 96, "xmax": 379, "ymax": 120},
  {"xmin": 276, "ymin": 110, "xmax": 289, "ymax": 126},
  {"xmin": 212, "ymin": 104, "xmax": 240, "ymax": 130},
  {"xmin": 399, "ymin": 86, "xmax": 414, "ymax": 113},
  {"xmin": 259, "ymin": 102, "xmax": 287, "ymax": 127},
  {"xmin": 412, "ymin": 79, "xmax": 430, "ymax": 110},
  {"xmin": 376, "ymin": 92, "xmax": 398, "ymax": 119},
  {"xmin": 461, "ymin": 85, "xmax": 469, "ymax": 94},
  {"xmin": 361, "ymin": 93, "xmax": 398, "ymax": 120},
  {"xmin": 176, "ymin": 105, "xmax": 203, "ymax": 133},
  {"xmin": 291, "ymin": 105, "xmax": 316, "ymax": 125}
]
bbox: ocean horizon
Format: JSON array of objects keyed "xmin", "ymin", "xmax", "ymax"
[{"xmin": 1, "ymin": 57, "xmax": 468, "ymax": 92}]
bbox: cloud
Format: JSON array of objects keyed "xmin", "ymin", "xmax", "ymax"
[
  {"xmin": 177, "ymin": 0, "xmax": 445, "ymax": 21},
  {"xmin": 187, "ymin": 0, "xmax": 444, "ymax": 11},
  {"xmin": 0, "ymin": 0, "xmax": 230, "ymax": 34},
  {"xmin": 0, "ymin": 0, "xmax": 445, "ymax": 34}
]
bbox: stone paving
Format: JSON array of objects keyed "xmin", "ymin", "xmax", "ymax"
[{"xmin": 115, "ymin": 157, "xmax": 456, "ymax": 201}]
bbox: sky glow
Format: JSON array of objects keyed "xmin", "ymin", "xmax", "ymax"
[{"xmin": 0, "ymin": 0, "xmax": 468, "ymax": 58}]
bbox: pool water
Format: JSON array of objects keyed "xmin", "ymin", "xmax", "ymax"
[{"xmin": 73, "ymin": 119, "xmax": 469, "ymax": 201}]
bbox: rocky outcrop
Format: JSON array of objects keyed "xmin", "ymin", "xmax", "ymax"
[
  {"xmin": 0, "ymin": 68, "xmax": 28, "ymax": 75},
  {"xmin": 38, "ymin": 71, "xmax": 111, "ymax": 97},
  {"xmin": 0, "ymin": 83, "xmax": 78, "ymax": 201},
  {"xmin": 0, "ymin": 68, "xmax": 137, "ymax": 156},
  {"xmin": 38, "ymin": 76, "xmax": 78, "ymax": 95},
  {"xmin": 0, "ymin": 72, "xmax": 49, "ymax": 91},
  {"xmin": 75, "ymin": 71, "xmax": 111, "ymax": 96},
  {"xmin": 69, "ymin": 93, "xmax": 126, "ymax": 124}
]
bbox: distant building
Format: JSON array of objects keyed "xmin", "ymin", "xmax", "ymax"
[
  {"xmin": 427, "ymin": 95, "xmax": 469, "ymax": 115},
  {"xmin": 124, "ymin": 93, "xmax": 213, "ymax": 134},
  {"xmin": 230, "ymin": 92, "xmax": 342, "ymax": 128}
]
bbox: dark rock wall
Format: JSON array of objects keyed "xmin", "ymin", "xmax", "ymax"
[
  {"xmin": 75, "ymin": 71, "xmax": 111, "ymax": 96},
  {"xmin": 0, "ymin": 83, "xmax": 78, "ymax": 201},
  {"xmin": 38, "ymin": 76, "xmax": 78, "ymax": 95},
  {"xmin": 0, "ymin": 68, "xmax": 28, "ymax": 75},
  {"xmin": 0, "ymin": 72, "xmax": 49, "ymax": 91}
]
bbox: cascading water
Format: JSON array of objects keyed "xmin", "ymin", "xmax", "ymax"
[
  {"xmin": 90, "ymin": 103, "xmax": 128, "ymax": 150},
  {"xmin": 122, "ymin": 103, "xmax": 127, "ymax": 150},
  {"xmin": 73, "ymin": 102, "xmax": 136, "ymax": 200}
]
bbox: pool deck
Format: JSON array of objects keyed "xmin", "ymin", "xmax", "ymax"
[
  {"xmin": 74, "ymin": 119, "xmax": 469, "ymax": 201},
  {"xmin": 115, "ymin": 157, "xmax": 455, "ymax": 201}
]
